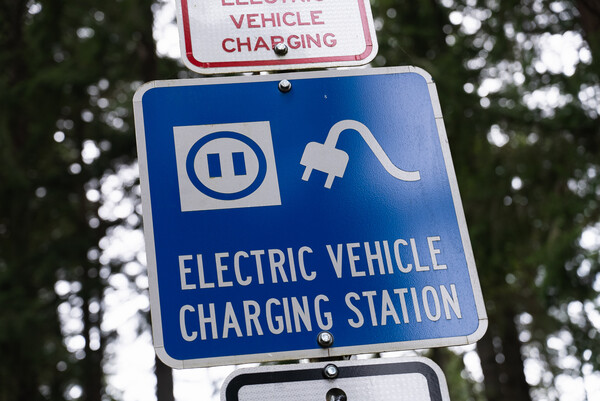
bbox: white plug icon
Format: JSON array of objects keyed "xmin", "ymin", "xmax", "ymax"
[{"xmin": 300, "ymin": 120, "xmax": 421, "ymax": 188}]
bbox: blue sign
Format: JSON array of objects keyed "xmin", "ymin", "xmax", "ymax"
[{"xmin": 133, "ymin": 67, "xmax": 487, "ymax": 368}]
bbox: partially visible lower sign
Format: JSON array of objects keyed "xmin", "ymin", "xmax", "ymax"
[{"xmin": 221, "ymin": 357, "xmax": 451, "ymax": 401}]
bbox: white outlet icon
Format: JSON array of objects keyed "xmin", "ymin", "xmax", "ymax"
[{"xmin": 173, "ymin": 122, "xmax": 281, "ymax": 212}]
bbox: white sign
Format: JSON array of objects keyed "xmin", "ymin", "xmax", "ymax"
[
  {"xmin": 175, "ymin": 0, "xmax": 378, "ymax": 74},
  {"xmin": 221, "ymin": 357, "xmax": 451, "ymax": 401}
]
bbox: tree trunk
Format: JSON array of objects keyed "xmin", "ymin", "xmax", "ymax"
[
  {"xmin": 133, "ymin": 1, "xmax": 175, "ymax": 398},
  {"xmin": 477, "ymin": 330, "xmax": 503, "ymax": 401},
  {"xmin": 498, "ymin": 307, "xmax": 531, "ymax": 401},
  {"xmin": 478, "ymin": 307, "xmax": 532, "ymax": 401},
  {"xmin": 155, "ymin": 356, "xmax": 174, "ymax": 401},
  {"xmin": 81, "ymin": 282, "xmax": 104, "ymax": 401},
  {"xmin": 576, "ymin": 0, "xmax": 600, "ymax": 65}
]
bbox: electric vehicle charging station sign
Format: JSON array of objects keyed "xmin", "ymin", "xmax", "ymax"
[
  {"xmin": 175, "ymin": 0, "xmax": 378, "ymax": 74},
  {"xmin": 133, "ymin": 67, "xmax": 487, "ymax": 369},
  {"xmin": 221, "ymin": 357, "xmax": 450, "ymax": 401}
]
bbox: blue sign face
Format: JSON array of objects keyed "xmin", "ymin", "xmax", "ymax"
[{"xmin": 133, "ymin": 67, "xmax": 487, "ymax": 368}]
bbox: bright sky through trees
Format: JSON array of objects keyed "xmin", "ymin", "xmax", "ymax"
[
  {"xmin": 20, "ymin": 0, "xmax": 595, "ymax": 400},
  {"xmin": 89, "ymin": 2, "xmax": 600, "ymax": 400}
]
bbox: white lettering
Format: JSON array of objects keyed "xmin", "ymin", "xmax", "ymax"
[
  {"xmin": 393, "ymin": 239, "xmax": 411, "ymax": 273},
  {"xmin": 380, "ymin": 290, "xmax": 401, "ymax": 325},
  {"xmin": 286, "ymin": 248, "xmax": 298, "ymax": 282},
  {"xmin": 250, "ymin": 250, "xmax": 265, "ymax": 284},
  {"xmin": 180, "ymin": 305, "xmax": 197, "ymax": 341},
  {"xmin": 198, "ymin": 303, "xmax": 218, "ymax": 340},
  {"xmin": 291, "ymin": 296, "xmax": 312, "ymax": 332},
  {"xmin": 411, "ymin": 238, "xmax": 430, "ymax": 271},
  {"xmin": 222, "ymin": 302, "xmax": 243, "ymax": 338},
  {"xmin": 362, "ymin": 290, "xmax": 378, "ymax": 326},
  {"xmin": 215, "ymin": 252, "xmax": 234, "ymax": 287},
  {"xmin": 298, "ymin": 246, "xmax": 316, "ymax": 281},
  {"xmin": 268, "ymin": 249, "xmax": 289, "ymax": 283},
  {"xmin": 441, "ymin": 284, "xmax": 462, "ymax": 319},
  {"xmin": 428, "ymin": 236, "xmax": 447, "ymax": 270},
  {"xmin": 327, "ymin": 244, "xmax": 344, "ymax": 278},
  {"xmin": 364, "ymin": 241, "xmax": 385, "ymax": 275},
  {"xmin": 422, "ymin": 286, "xmax": 441, "ymax": 321},
  {"xmin": 314, "ymin": 295, "xmax": 332, "ymax": 330},
  {"xmin": 234, "ymin": 251, "xmax": 252, "ymax": 286},
  {"xmin": 343, "ymin": 285, "xmax": 461, "ymax": 328},
  {"xmin": 410, "ymin": 287, "xmax": 422, "ymax": 322},
  {"xmin": 394, "ymin": 288, "xmax": 411, "ymax": 323},
  {"xmin": 266, "ymin": 298, "xmax": 284, "ymax": 334},
  {"xmin": 197, "ymin": 254, "xmax": 215, "ymax": 289},
  {"xmin": 243, "ymin": 300, "xmax": 264, "ymax": 336},
  {"xmin": 347, "ymin": 243, "xmax": 365, "ymax": 277},
  {"xmin": 345, "ymin": 292, "xmax": 364, "ymax": 328},
  {"xmin": 179, "ymin": 255, "xmax": 196, "ymax": 290},
  {"xmin": 282, "ymin": 297, "xmax": 292, "ymax": 333},
  {"xmin": 382, "ymin": 240, "xmax": 395, "ymax": 274}
]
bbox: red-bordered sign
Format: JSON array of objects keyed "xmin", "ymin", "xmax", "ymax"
[{"xmin": 176, "ymin": 0, "xmax": 378, "ymax": 74}]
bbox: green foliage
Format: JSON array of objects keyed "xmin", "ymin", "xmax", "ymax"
[
  {"xmin": 0, "ymin": 0, "xmax": 179, "ymax": 399},
  {"xmin": 1, "ymin": 0, "xmax": 598, "ymax": 400},
  {"xmin": 372, "ymin": 0, "xmax": 600, "ymax": 400}
]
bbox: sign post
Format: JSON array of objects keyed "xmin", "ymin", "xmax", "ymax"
[
  {"xmin": 133, "ymin": 66, "xmax": 487, "ymax": 369},
  {"xmin": 175, "ymin": 0, "xmax": 378, "ymax": 74}
]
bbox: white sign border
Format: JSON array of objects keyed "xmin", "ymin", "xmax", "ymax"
[
  {"xmin": 133, "ymin": 66, "xmax": 488, "ymax": 369},
  {"xmin": 175, "ymin": 0, "xmax": 378, "ymax": 74},
  {"xmin": 221, "ymin": 356, "xmax": 451, "ymax": 401}
]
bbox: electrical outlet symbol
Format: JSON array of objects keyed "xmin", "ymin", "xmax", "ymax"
[{"xmin": 173, "ymin": 122, "xmax": 281, "ymax": 212}]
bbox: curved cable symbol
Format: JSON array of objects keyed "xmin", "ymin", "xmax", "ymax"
[{"xmin": 300, "ymin": 120, "xmax": 421, "ymax": 188}]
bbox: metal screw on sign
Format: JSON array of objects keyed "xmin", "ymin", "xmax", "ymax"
[
  {"xmin": 278, "ymin": 80, "xmax": 292, "ymax": 93},
  {"xmin": 273, "ymin": 43, "xmax": 288, "ymax": 56},
  {"xmin": 317, "ymin": 331, "xmax": 334, "ymax": 348},
  {"xmin": 323, "ymin": 364, "xmax": 339, "ymax": 379}
]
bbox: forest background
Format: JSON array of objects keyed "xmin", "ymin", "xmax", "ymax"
[{"xmin": 1, "ymin": 0, "xmax": 599, "ymax": 400}]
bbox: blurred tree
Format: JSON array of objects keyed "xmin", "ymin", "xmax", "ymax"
[
  {"xmin": 0, "ymin": 0, "xmax": 179, "ymax": 400},
  {"xmin": 1, "ymin": 0, "xmax": 598, "ymax": 400},
  {"xmin": 371, "ymin": 0, "xmax": 599, "ymax": 400}
]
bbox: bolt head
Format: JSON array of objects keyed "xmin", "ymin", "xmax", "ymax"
[
  {"xmin": 323, "ymin": 364, "xmax": 339, "ymax": 379},
  {"xmin": 278, "ymin": 79, "xmax": 292, "ymax": 93},
  {"xmin": 273, "ymin": 43, "xmax": 288, "ymax": 55},
  {"xmin": 317, "ymin": 331, "xmax": 334, "ymax": 347}
]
